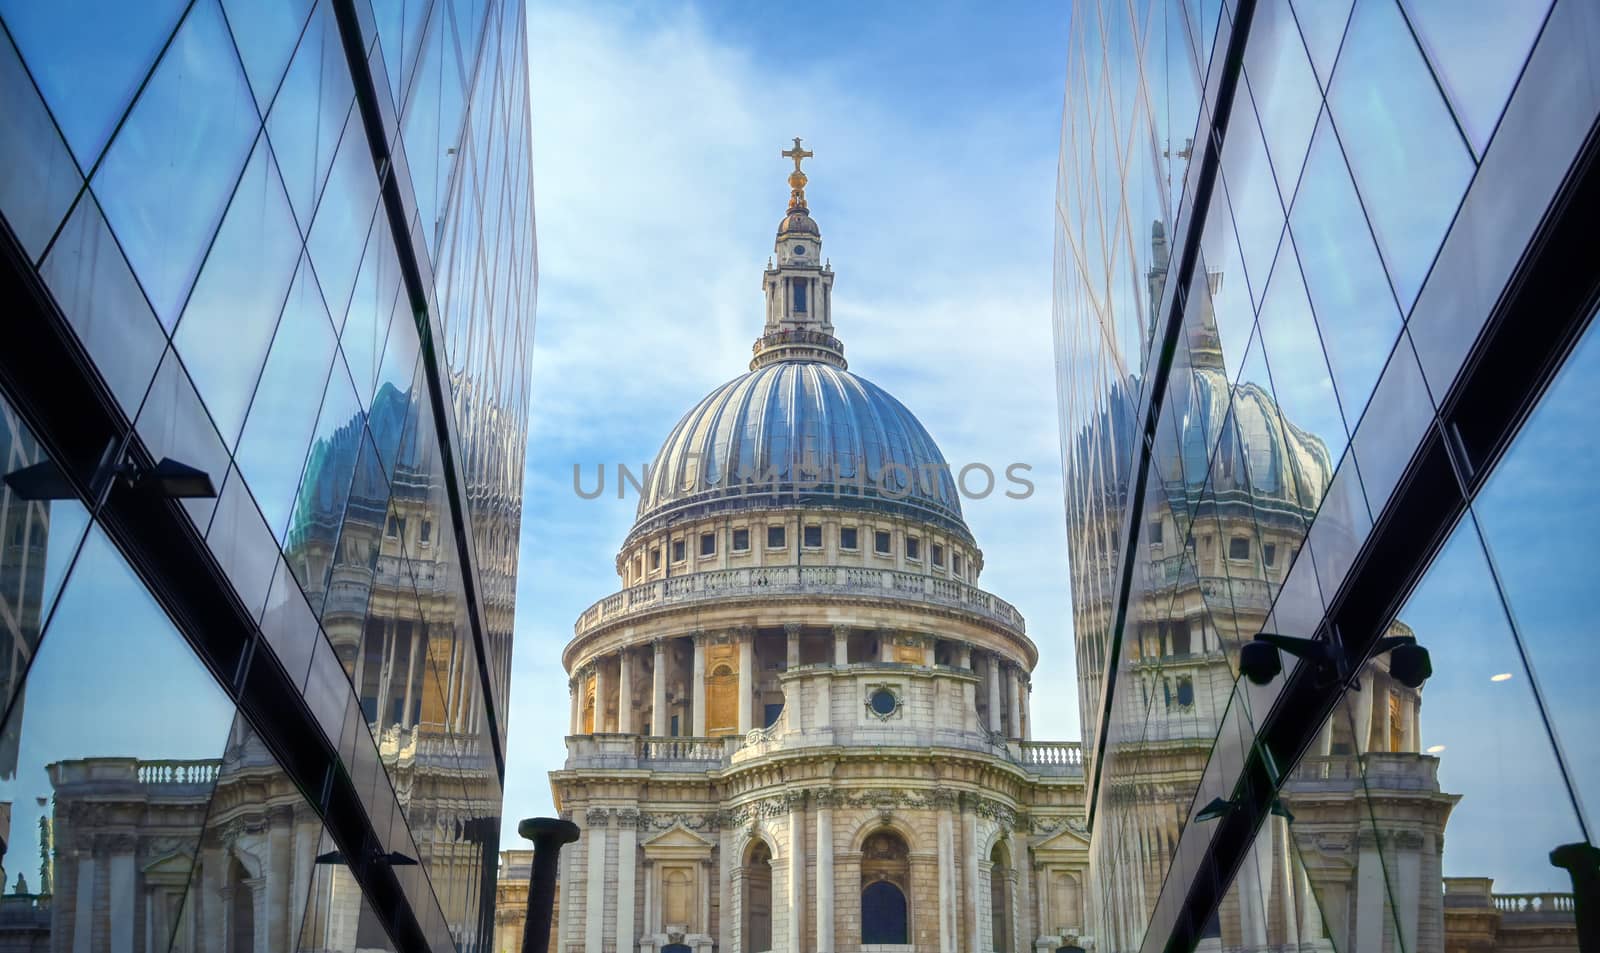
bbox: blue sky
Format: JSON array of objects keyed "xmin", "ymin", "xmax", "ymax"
[{"xmin": 501, "ymin": 0, "xmax": 1075, "ymax": 839}]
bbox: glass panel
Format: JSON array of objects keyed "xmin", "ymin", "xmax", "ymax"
[
  {"xmin": 1394, "ymin": 517, "xmax": 1585, "ymax": 894},
  {"xmin": 1349, "ymin": 330, "xmax": 1432, "ymax": 517},
  {"xmin": 1288, "ymin": 0, "xmax": 1354, "ymax": 89},
  {"xmin": 92, "ymin": 0, "xmax": 260, "ymax": 326},
  {"xmin": 205, "ymin": 464, "xmax": 280, "ymax": 622},
  {"xmin": 135, "ymin": 348, "xmax": 232, "ymax": 529},
  {"xmin": 266, "ymin": 0, "xmax": 355, "ymax": 232},
  {"xmin": 1217, "ymin": 97, "xmax": 1285, "ymax": 311},
  {"xmin": 171, "ymin": 712, "xmax": 325, "ymax": 952},
  {"xmin": 0, "ymin": 393, "xmax": 92, "ymax": 729},
  {"xmin": 1326, "ymin": 0, "xmax": 1475, "ymax": 313},
  {"xmin": 220, "ymin": 0, "xmax": 315, "ymax": 110},
  {"xmin": 400, "ymin": 0, "xmax": 466, "ymax": 258},
  {"xmin": 320, "ymin": 430, "xmax": 390, "ymax": 689},
  {"xmin": 1209, "ymin": 814, "xmax": 1332, "ymax": 950},
  {"xmin": 1399, "ymin": 0, "xmax": 1552, "ymax": 157},
  {"xmin": 1195, "ymin": 195, "xmax": 1255, "ymax": 389},
  {"xmin": 260, "ymin": 557, "xmax": 320, "ymax": 688},
  {"xmin": 38, "ymin": 193, "xmax": 167, "ymax": 419},
  {"xmin": 0, "ymin": 0, "xmax": 186, "ymax": 168},
  {"xmin": 1254, "ymin": 241, "xmax": 1345, "ymax": 515},
  {"xmin": 236, "ymin": 256, "xmax": 339, "ymax": 542},
  {"xmin": 1243, "ymin": 0, "xmax": 1323, "ymax": 208},
  {"xmin": 284, "ymin": 359, "xmax": 364, "ymax": 617},
  {"xmin": 0, "ymin": 29, "xmax": 82, "ymax": 261},
  {"xmin": 174, "ymin": 137, "xmax": 303, "ymax": 446},
  {"xmin": 1305, "ymin": 450, "xmax": 1372, "ymax": 602},
  {"xmin": 1289, "ymin": 111, "xmax": 1402, "ymax": 425},
  {"xmin": 1473, "ymin": 313, "xmax": 1600, "ymax": 831},
  {"xmin": 0, "ymin": 526, "xmax": 236, "ymax": 948},
  {"xmin": 306, "ymin": 105, "xmax": 381, "ymax": 327},
  {"xmin": 341, "ymin": 212, "xmax": 403, "ymax": 407}
]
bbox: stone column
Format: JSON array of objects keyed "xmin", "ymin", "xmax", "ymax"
[
  {"xmin": 1022, "ymin": 677, "xmax": 1032, "ymax": 741},
  {"xmin": 569, "ymin": 676, "xmax": 581, "ymax": 735},
  {"xmin": 692, "ymin": 633, "xmax": 708, "ymax": 736},
  {"xmin": 1350, "ymin": 677, "xmax": 1373, "ymax": 753},
  {"xmin": 719, "ymin": 822, "xmax": 736, "ymax": 951},
  {"xmin": 556, "ymin": 812, "xmax": 574, "ymax": 953},
  {"xmin": 1012, "ymin": 828, "xmax": 1031, "ymax": 953},
  {"xmin": 1007, "ymin": 665, "xmax": 1022, "ymax": 739},
  {"xmin": 957, "ymin": 642, "xmax": 973, "ymax": 669},
  {"xmin": 1355, "ymin": 835, "xmax": 1384, "ymax": 953},
  {"xmin": 652, "ymin": 639, "xmax": 670, "ymax": 736},
  {"xmin": 833, "ymin": 624, "xmax": 849, "ymax": 665},
  {"xmin": 987, "ymin": 655, "xmax": 1003, "ymax": 733},
  {"xmin": 816, "ymin": 796, "xmax": 835, "ymax": 952},
  {"xmin": 938, "ymin": 798, "xmax": 956, "ymax": 953},
  {"xmin": 585, "ymin": 809, "xmax": 610, "ymax": 953},
  {"xmin": 878, "ymin": 629, "xmax": 895, "ymax": 663},
  {"xmin": 109, "ymin": 837, "xmax": 135, "ymax": 953},
  {"xmin": 1402, "ymin": 695, "xmax": 1419, "ymax": 753},
  {"xmin": 265, "ymin": 814, "xmax": 294, "ymax": 951},
  {"xmin": 594, "ymin": 657, "xmax": 610, "ymax": 733},
  {"xmin": 617, "ymin": 810, "xmax": 639, "ymax": 953},
  {"xmin": 962, "ymin": 800, "xmax": 982, "ymax": 953},
  {"xmin": 618, "ymin": 648, "xmax": 635, "ymax": 734},
  {"xmin": 1374, "ymin": 674, "xmax": 1393, "ymax": 751},
  {"xmin": 788, "ymin": 793, "xmax": 807, "ymax": 953},
  {"xmin": 738, "ymin": 630, "xmax": 755, "ymax": 735},
  {"xmin": 786, "ymin": 622, "xmax": 802, "ymax": 669}
]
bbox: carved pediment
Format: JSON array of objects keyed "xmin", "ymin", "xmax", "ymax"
[
  {"xmin": 142, "ymin": 849, "xmax": 196, "ymax": 886},
  {"xmin": 642, "ymin": 822, "xmax": 715, "ymax": 860},
  {"xmin": 1032, "ymin": 824, "xmax": 1092, "ymax": 855}
]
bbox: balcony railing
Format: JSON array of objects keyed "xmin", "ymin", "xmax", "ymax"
[
  {"xmin": 566, "ymin": 733, "xmax": 1081, "ymax": 776},
  {"xmin": 575, "ymin": 565, "xmax": 1026, "ymax": 638},
  {"xmin": 1287, "ymin": 752, "xmax": 1440, "ymax": 791}
]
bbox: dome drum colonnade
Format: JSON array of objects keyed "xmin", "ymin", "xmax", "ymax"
[{"xmin": 547, "ymin": 141, "xmax": 1090, "ymax": 953}]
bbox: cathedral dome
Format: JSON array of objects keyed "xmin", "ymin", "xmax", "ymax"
[{"xmin": 633, "ymin": 360, "xmax": 968, "ymax": 537}]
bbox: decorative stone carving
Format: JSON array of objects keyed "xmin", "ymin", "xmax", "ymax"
[{"xmin": 586, "ymin": 808, "xmax": 612, "ymax": 828}]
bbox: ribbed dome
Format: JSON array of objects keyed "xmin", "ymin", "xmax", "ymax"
[
  {"xmin": 1169, "ymin": 366, "xmax": 1333, "ymax": 514},
  {"xmin": 633, "ymin": 361, "xmax": 967, "ymax": 537}
]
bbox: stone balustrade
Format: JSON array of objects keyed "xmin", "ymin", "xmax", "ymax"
[
  {"xmin": 1494, "ymin": 893, "xmax": 1576, "ymax": 916},
  {"xmin": 1287, "ymin": 752, "xmax": 1441, "ymax": 791},
  {"xmin": 574, "ymin": 565, "xmax": 1026, "ymax": 639},
  {"xmin": 1018, "ymin": 741, "xmax": 1085, "ymax": 775},
  {"xmin": 135, "ymin": 759, "xmax": 222, "ymax": 785}
]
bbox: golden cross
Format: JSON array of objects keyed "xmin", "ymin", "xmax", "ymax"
[{"xmin": 781, "ymin": 137, "xmax": 813, "ymax": 173}]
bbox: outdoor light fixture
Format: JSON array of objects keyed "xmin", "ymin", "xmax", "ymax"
[
  {"xmin": 2, "ymin": 456, "xmax": 216, "ymax": 501},
  {"xmin": 314, "ymin": 847, "xmax": 418, "ymax": 866},
  {"xmin": 1238, "ymin": 630, "xmax": 1431, "ymax": 690},
  {"xmin": 1194, "ymin": 794, "xmax": 1294, "ymax": 824}
]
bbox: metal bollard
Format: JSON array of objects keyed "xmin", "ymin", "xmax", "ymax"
[{"xmin": 519, "ymin": 816, "xmax": 581, "ymax": 953}]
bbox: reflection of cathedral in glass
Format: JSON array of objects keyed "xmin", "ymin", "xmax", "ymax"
[
  {"xmin": 547, "ymin": 146, "xmax": 1092, "ymax": 953},
  {"xmin": 0, "ymin": 0, "xmax": 536, "ymax": 947}
]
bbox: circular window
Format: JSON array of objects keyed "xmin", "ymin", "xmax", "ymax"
[
  {"xmin": 868, "ymin": 688, "xmax": 898, "ymax": 716},
  {"xmin": 793, "ymin": 243, "xmax": 806, "ymax": 255}
]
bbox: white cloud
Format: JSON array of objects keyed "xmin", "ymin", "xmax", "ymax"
[{"xmin": 504, "ymin": 0, "xmax": 1073, "ymax": 843}]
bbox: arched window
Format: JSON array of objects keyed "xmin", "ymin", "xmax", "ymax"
[
  {"xmin": 744, "ymin": 841, "xmax": 772, "ymax": 952},
  {"xmin": 990, "ymin": 842, "xmax": 1012, "ymax": 952},
  {"xmin": 860, "ymin": 830, "xmax": 910, "ymax": 944}
]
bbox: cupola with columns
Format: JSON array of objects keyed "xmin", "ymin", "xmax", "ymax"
[{"xmin": 754, "ymin": 137, "xmax": 842, "ymax": 369}]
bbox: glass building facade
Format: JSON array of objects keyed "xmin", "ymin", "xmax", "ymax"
[
  {"xmin": 0, "ymin": 0, "xmax": 535, "ymax": 950},
  {"xmin": 1055, "ymin": 1, "xmax": 1599, "ymax": 951}
]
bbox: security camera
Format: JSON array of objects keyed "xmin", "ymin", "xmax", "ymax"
[
  {"xmin": 1388, "ymin": 640, "xmax": 1432, "ymax": 689},
  {"xmin": 1239, "ymin": 639, "xmax": 1282, "ymax": 685}
]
